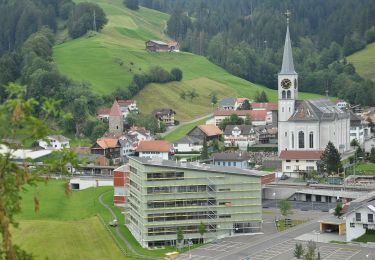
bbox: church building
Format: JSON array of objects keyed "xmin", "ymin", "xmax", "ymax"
[{"xmin": 278, "ymin": 15, "xmax": 350, "ymax": 176}]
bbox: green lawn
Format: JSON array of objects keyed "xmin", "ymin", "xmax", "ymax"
[
  {"xmin": 13, "ymin": 218, "xmax": 126, "ymax": 260},
  {"xmin": 353, "ymin": 233, "xmax": 375, "ymax": 243},
  {"xmin": 348, "ymin": 42, "xmax": 375, "ymax": 82},
  {"xmin": 15, "ymin": 181, "xmax": 182, "ymax": 259},
  {"xmin": 354, "ymin": 163, "xmax": 375, "ymax": 175},
  {"xmin": 164, "ymin": 118, "xmax": 208, "ymax": 142},
  {"xmin": 277, "ymin": 219, "xmax": 305, "ymax": 232},
  {"xmin": 54, "ymin": 0, "xmax": 327, "ymax": 121}
]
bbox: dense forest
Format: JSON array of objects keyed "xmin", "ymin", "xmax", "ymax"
[
  {"xmin": 0, "ymin": 0, "xmax": 112, "ymax": 140},
  {"xmin": 142, "ymin": 0, "xmax": 375, "ymax": 106}
]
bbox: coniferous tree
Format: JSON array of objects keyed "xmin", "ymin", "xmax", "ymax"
[
  {"xmin": 124, "ymin": 0, "xmax": 139, "ymax": 10},
  {"xmin": 370, "ymin": 147, "xmax": 375, "ymax": 163},
  {"xmin": 201, "ymin": 138, "xmax": 208, "ymax": 160},
  {"xmin": 320, "ymin": 141, "xmax": 342, "ymax": 174}
]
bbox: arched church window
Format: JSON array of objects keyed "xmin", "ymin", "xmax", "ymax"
[
  {"xmin": 282, "ymin": 91, "xmax": 286, "ymax": 99},
  {"xmin": 298, "ymin": 131, "xmax": 304, "ymax": 149},
  {"xmin": 289, "ymin": 107, "xmax": 291, "ymax": 112},
  {"xmin": 309, "ymin": 132, "xmax": 314, "ymax": 148},
  {"xmin": 291, "ymin": 132, "xmax": 294, "ymax": 148},
  {"xmin": 294, "ymin": 78, "xmax": 298, "ymax": 89},
  {"xmin": 287, "ymin": 90, "xmax": 291, "ymax": 99},
  {"xmin": 282, "ymin": 107, "xmax": 284, "ymax": 112}
]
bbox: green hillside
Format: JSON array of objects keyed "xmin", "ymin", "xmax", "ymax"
[
  {"xmin": 54, "ymin": 0, "xmax": 325, "ymax": 121},
  {"xmin": 348, "ymin": 42, "xmax": 375, "ymax": 82}
]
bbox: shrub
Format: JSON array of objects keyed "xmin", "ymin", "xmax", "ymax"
[{"xmin": 171, "ymin": 68, "xmax": 183, "ymax": 81}]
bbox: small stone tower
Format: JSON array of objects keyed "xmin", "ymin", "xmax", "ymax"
[{"xmin": 109, "ymin": 100, "xmax": 123, "ymax": 135}]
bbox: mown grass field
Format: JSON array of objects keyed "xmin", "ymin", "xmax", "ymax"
[
  {"xmin": 14, "ymin": 182, "xmax": 126, "ymax": 259},
  {"xmin": 348, "ymin": 42, "xmax": 375, "ymax": 82},
  {"xmin": 354, "ymin": 163, "xmax": 375, "ymax": 175},
  {"xmin": 14, "ymin": 180, "xmax": 175, "ymax": 259},
  {"xmin": 54, "ymin": 0, "xmax": 326, "ymax": 121}
]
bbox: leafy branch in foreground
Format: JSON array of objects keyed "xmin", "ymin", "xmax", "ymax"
[{"xmin": 0, "ymin": 83, "xmax": 78, "ymax": 259}]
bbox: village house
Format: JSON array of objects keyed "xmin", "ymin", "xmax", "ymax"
[
  {"xmin": 91, "ymin": 138, "xmax": 122, "ymax": 164},
  {"xmin": 224, "ymin": 125, "xmax": 258, "ymax": 150},
  {"xmin": 350, "ymin": 112, "xmax": 370, "ymax": 146},
  {"xmin": 38, "ymin": 135, "xmax": 70, "ymax": 150},
  {"xmin": 236, "ymin": 98, "xmax": 250, "ymax": 109},
  {"xmin": 219, "ymin": 98, "xmax": 238, "ymax": 110},
  {"xmin": 214, "ymin": 110, "xmax": 268, "ymax": 126},
  {"xmin": 96, "ymin": 100, "xmax": 137, "ymax": 121},
  {"xmin": 128, "ymin": 126, "xmax": 152, "ymax": 141},
  {"xmin": 257, "ymin": 126, "xmax": 278, "ymax": 144},
  {"xmin": 212, "ymin": 152, "xmax": 252, "ymax": 169},
  {"xmin": 251, "ymin": 102, "xmax": 278, "ymax": 126},
  {"xmin": 345, "ymin": 192, "xmax": 375, "ymax": 242},
  {"xmin": 187, "ymin": 124, "xmax": 223, "ymax": 142},
  {"xmin": 336, "ymin": 100, "xmax": 349, "ymax": 110},
  {"xmin": 279, "ymin": 150, "xmax": 323, "ymax": 178},
  {"xmin": 136, "ymin": 140, "xmax": 172, "ymax": 160},
  {"xmin": 152, "ymin": 108, "xmax": 176, "ymax": 126},
  {"xmin": 173, "ymin": 136, "xmax": 203, "ymax": 153},
  {"xmin": 119, "ymin": 137, "xmax": 136, "ymax": 158},
  {"xmin": 96, "ymin": 108, "xmax": 111, "ymax": 121},
  {"xmin": 145, "ymin": 40, "xmax": 179, "ymax": 52}
]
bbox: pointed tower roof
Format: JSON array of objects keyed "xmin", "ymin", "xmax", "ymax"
[
  {"xmin": 280, "ymin": 24, "xmax": 296, "ymax": 75},
  {"xmin": 109, "ymin": 100, "xmax": 122, "ymax": 117}
]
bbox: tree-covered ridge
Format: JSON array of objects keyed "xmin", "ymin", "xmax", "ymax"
[
  {"xmin": 143, "ymin": 0, "xmax": 375, "ymax": 106},
  {"xmin": 0, "ymin": 0, "xmax": 73, "ymax": 54}
]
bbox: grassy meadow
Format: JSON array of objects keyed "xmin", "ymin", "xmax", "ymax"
[
  {"xmin": 13, "ymin": 180, "xmax": 176, "ymax": 259},
  {"xmin": 348, "ymin": 42, "xmax": 375, "ymax": 82},
  {"xmin": 54, "ymin": 0, "xmax": 326, "ymax": 122}
]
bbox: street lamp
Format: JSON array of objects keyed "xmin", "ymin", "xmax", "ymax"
[{"xmin": 273, "ymin": 192, "xmax": 277, "ymax": 208}]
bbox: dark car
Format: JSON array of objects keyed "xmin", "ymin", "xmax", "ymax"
[
  {"xmin": 306, "ymin": 179, "xmax": 319, "ymax": 185},
  {"xmin": 280, "ymin": 175, "xmax": 289, "ymax": 180}
]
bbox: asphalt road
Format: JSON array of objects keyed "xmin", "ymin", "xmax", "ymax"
[
  {"xmin": 262, "ymin": 199, "xmax": 337, "ymax": 212},
  {"xmin": 177, "ymin": 210, "xmax": 374, "ymax": 260}
]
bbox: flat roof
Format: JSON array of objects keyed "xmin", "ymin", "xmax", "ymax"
[
  {"xmin": 318, "ymin": 215, "xmax": 345, "ymax": 225},
  {"xmin": 295, "ymin": 189, "xmax": 366, "ymax": 199},
  {"xmin": 130, "ymin": 156, "xmax": 267, "ymax": 177},
  {"xmin": 0, "ymin": 145, "xmax": 53, "ymax": 160}
]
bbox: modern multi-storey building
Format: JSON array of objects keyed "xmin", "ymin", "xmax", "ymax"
[{"xmin": 126, "ymin": 156, "xmax": 265, "ymax": 248}]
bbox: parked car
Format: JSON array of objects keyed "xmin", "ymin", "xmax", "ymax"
[
  {"xmin": 280, "ymin": 175, "xmax": 289, "ymax": 180},
  {"xmin": 109, "ymin": 219, "xmax": 118, "ymax": 227},
  {"xmin": 306, "ymin": 179, "xmax": 319, "ymax": 185}
]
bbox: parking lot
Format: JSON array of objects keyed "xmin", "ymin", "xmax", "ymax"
[
  {"xmin": 240, "ymin": 240, "xmax": 361, "ymax": 260},
  {"xmin": 263, "ymin": 199, "xmax": 337, "ymax": 211},
  {"xmin": 178, "ymin": 238, "xmax": 363, "ymax": 260}
]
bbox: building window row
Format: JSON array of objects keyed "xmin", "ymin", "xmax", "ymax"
[
  {"xmin": 147, "ymin": 171, "xmax": 184, "ymax": 181},
  {"xmin": 130, "ymin": 180, "xmax": 140, "ymax": 191},
  {"xmin": 147, "ymin": 198, "xmax": 216, "ymax": 209},
  {"xmin": 148, "ymin": 211, "xmax": 217, "ymax": 222},
  {"xmin": 129, "ymin": 166, "xmax": 138, "ymax": 175},
  {"xmin": 147, "ymin": 185, "xmax": 208, "ymax": 194},
  {"xmin": 148, "ymin": 224, "xmax": 217, "ymax": 236}
]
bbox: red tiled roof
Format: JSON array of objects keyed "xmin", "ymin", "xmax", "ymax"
[
  {"xmin": 252, "ymin": 102, "xmax": 278, "ymax": 111},
  {"xmin": 110, "ymin": 101, "xmax": 122, "ymax": 117},
  {"xmin": 96, "ymin": 108, "xmax": 110, "ymax": 115},
  {"xmin": 237, "ymin": 98, "xmax": 249, "ymax": 103},
  {"xmin": 279, "ymin": 150, "xmax": 324, "ymax": 160},
  {"xmin": 96, "ymin": 138, "xmax": 120, "ymax": 149},
  {"xmin": 136, "ymin": 140, "xmax": 171, "ymax": 152},
  {"xmin": 214, "ymin": 110, "xmax": 267, "ymax": 121},
  {"xmin": 197, "ymin": 124, "xmax": 223, "ymax": 137},
  {"xmin": 117, "ymin": 100, "xmax": 135, "ymax": 107}
]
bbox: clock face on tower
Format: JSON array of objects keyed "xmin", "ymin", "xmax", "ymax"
[{"xmin": 281, "ymin": 78, "xmax": 292, "ymax": 89}]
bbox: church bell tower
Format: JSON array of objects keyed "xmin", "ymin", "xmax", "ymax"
[{"xmin": 278, "ymin": 10, "xmax": 298, "ymax": 122}]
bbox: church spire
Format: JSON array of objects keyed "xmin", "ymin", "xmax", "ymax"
[{"xmin": 280, "ymin": 10, "xmax": 296, "ymax": 75}]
